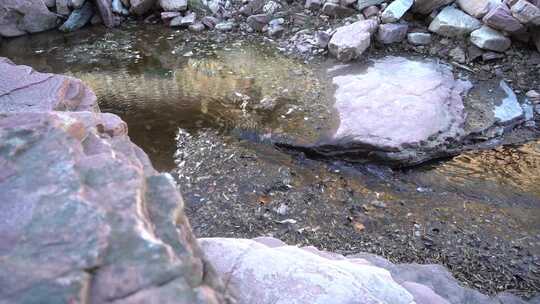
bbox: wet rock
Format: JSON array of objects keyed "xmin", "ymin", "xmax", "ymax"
[
  {"xmin": 407, "ymin": 32, "xmax": 432, "ymax": 45},
  {"xmin": 328, "ymin": 19, "xmax": 378, "ymax": 61},
  {"xmin": 305, "ymin": 0, "xmax": 323, "ymax": 10},
  {"xmin": 160, "ymin": 0, "xmax": 188, "ymax": 11},
  {"xmin": 199, "ymin": 238, "xmax": 415, "ymax": 304},
  {"xmin": 377, "ymin": 23, "xmax": 409, "ymax": 44},
  {"xmin": 130, "ymin": 0, "xmax": 156, "ymax": 15},
  {"xmin": 381, "ymin": 0, "xmax": 414, "ymax": 23},
  {"xmin": 483, "ymin": 4, "xmax": 525, "ymax": 33},
  {"xmin": 510, "ymin": 0, "xmax": 540, "ymax": 25},
  {"xmin": 493, "ymin": 80, "xmax": 524, "ymax": 125},
  {"xmin": 0, "ymin": 58, "xmax": 97, "ymax": 112},
  {"xmin": 59, "ymin": 1, "xmax": 95, "ymax": 32},
  {"xmin": 318, "ymin": 56, "xmax": 471, "ymax": 165},
  {"xmin": 0, "ymin": 59, "xmax": 228, "ymax": 304},
  {"xmin": 0, "ymin": 0, "xmax": 58, "ymax": 37},
  {"xmin": 202, "ymin": 16, "xmax": 219, "ymax": 28},
  {"xmin": 357, "ymin": 0, "xmax": 385, "ymax": 11},
  {"xmin": 247, "ymin": 14, "xmax": 270, "ymax": 32},
  {"xmin": 429, "ymin": 6, "xmax": 482, "ymax": 37},
  {"xmin": 470, "ymin": 25, "xmax": 511, "ymax": 52},
  {"xmin": 112, "ymin": 0, "xmax": 130, "ymax": 15},
  {"xmin": 457, "ymin": 0, "xmax": 491, "ymax": 18},
  {"xmin": 363, "ymin": 5, "xmax": 380, "ymax": 18},
  {"xmin": 95, "ymin": 0, "xmax": 117, "ymax": 27},
  {"xmin": 412, "ymin": 0, "xmax": 454, "ymax": 15},
  {"xmin": 322, "ymin": 2, "xmax": 357, "ymax": 17}
]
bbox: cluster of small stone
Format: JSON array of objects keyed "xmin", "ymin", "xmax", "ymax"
[{"xmin": 316, "ymin": 0, "xmax": 540, "ymax": 61}]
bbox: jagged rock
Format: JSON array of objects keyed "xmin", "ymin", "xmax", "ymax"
[
  {"xmin": 493, "ymin": 80, "xmax": 523, "ymax": 125},
  {"xmin": 483, "ymin": 4, "xmax": 525, "ymax": 33},
  {"xmin": 377, "ymin": 23, "xmax": 409, "ymax": 43},
  {"xmin": 170, "ymin": 12, "xmax": 196, "ymax": 27},
  {"xmin": 0, "ymin": 58, "xmax": 97, "ymax": 112},
  {"xmin": 429, "ymin": 6, "xmax": 482, "ymax": 37},
  {"xmin": 407, "ymin": 32, "xmax": 432, "ymax": 44},
  {"xmin": 112, "ymin": 0, "xmax": 130, "ymax": 15},
  {"xmin": 381, "ymin": 0, "xmax": 414, "ymax": 23},
  {"xmin": 510, "ymin": 0, "xmax": 540, "ymax": 25},
  {"xmin": 328, "ymin": 19, "xmax": 378, "ymax": 61},
  {"xmin": 470, "ymin": 25, "xmax": 511, "ymax": 52},
  {"xmin": 130, "ymin": 0, "xmax": 156, "ymax": 15},
  {"xmin": 457, "ymin": 0, "xmax": 491, "ymax": 18},
  {"xmin": 357, "ymin": 0, "xmax": 385, "ymax": 11},
  {"xmin": 202, "ymin": 16, "xmax": 219, "ymax": 28},
  {"xmin": 322, "ymin": 2, "xmax": 356, "ymax": 17},
  {"xmin": 247, "ymin": 14, "xmax": 270, "ymax": 31},
  {"xmin": 0, "ymin": 0, "xmax": 58, "ymax": 37},
  {"xmin": 95, "ymin": 0, "xmax": 117, "ymax": 27},
  {"xmin": 412, "ymin": 0, "xmax": 454, "ymax": 14},
  {"xmin": 199, "ymin": 238, "xmax": 415, "ymax": 304},
  {"xmin": 59, "ymin": 1, "xmax": 94, "ymax": 32},
  {"xmin": 160, "ymin": 0, "xmax": 188, "ymax": 11},
  {"xmin": 215, "ymin": 21, "xmax": 234, "ymax": 31}
]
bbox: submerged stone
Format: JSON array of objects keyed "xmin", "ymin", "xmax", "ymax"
[{"xmin": 59, "ymin": 1, "xmax": 95, "ymax": 32}]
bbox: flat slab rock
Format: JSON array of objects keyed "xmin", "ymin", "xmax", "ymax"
[
  {"xmin": 315, "ymin": 56, "xmax": 471, "ymax": 165},
  {"xmin": 200, "ymin": 237, "xmax": 536, "ymax": 304}
]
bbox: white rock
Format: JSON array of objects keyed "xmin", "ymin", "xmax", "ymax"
[
  {"xmin": 470, "ymin": 25, "xmax": 511, "ymax": 52},
  {"xmin": 456, "ymin": 0, "xmax": 490, "ymax": 18},
  {"xmin": 428, "ymin": 6, "xmax": 482, "ymax": 37},
  {"xmin": 407, "ymin": 32, "xmax": 432, "ymax": 45},
  {"xmin": 494, "ymin": 81, "xmax": 523, "ymax": 125},
  {"xmin": 328, "ymin": 19, "xmax": 378, "ymax": 61},
  {"xmin": 381, "ymin": 0, "xmax": 414, "ymax": 23},
  {"xmin": 159, "ymin": 0, "xmax": 188, "ymax": 11}
]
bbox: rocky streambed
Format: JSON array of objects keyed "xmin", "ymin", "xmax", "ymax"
[{"xmin": 1, "ymin": 16, "xmax": 540, "ymax": 304}]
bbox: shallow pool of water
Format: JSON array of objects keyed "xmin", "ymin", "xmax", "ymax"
[{"xmin": 2, "ymin": 23, "xmax": 539, "ymax": 297}]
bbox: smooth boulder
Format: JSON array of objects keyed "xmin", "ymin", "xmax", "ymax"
[{"xmin": 0, "ymin": 0, "xmax": 58, "ymax": 37}]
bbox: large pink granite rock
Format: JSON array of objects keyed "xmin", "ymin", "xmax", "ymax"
[
  {"xmin": 315, "ymin": 56, "xmax": 471, "ymax": 165},
  {"xmin": 0, "ymin": 0, "xmax": 58, "ymax": 37},
  {"xmin": 0, "ymin": 58, "xmax": 228, "ymax": 304}
]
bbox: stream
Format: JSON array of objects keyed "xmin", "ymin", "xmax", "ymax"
[{"xmin": 2, "ymin": 23, "xmax": 539, "ymax": 297}]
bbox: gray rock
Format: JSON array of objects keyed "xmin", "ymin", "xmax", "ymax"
[
  {"xmin": 247, "ymin": 14, "xmax": 270, "ymax": 31},
  {"xmin": 377, "ymin": 23, "xmax": 409, "ymax": 44},
  {"xmin": 526, "ymin": 90, "xmax": 540, "ymax": 104},
  {"xmin": 470, "ymin": 25, "xmax": 511, "ymax": 52},
  {"xmin": 328, "ymin": 19, "xmax": 378, "ymax": 61},
  {"xmin": 407, "ymin": 32, "xmax": 432, "ymax": 45},
  {"xmin": 0, "ymin": 0, "xmax": 58, "ymax": 37},
  {"xmin": 322, "ymin": 2, "xmax": 357, "ymax": 17},
  {"xmin": 457, "ymin": 0, "xmax": 491, "ymax": 18},
  {"xmin": 95, "ymin": 0, "xmax": 117, "ymax": 27},
  {"xmin": 483, "ymin": 4, "xmax": 525, "ymax": 33},
  {"xmin": 56, "ymin": 0, "xmax": 72, "ymax": 16},
  {"xmin": 170, "ymin": 12, "xmax": 196, "ymax": 27},
  {"xmin": 522, "ymin": 102, "xmax": 535, "ymax": 121},
  {"xmin": 449, "ymin": 46, "xmax": 467, "ymax": 63},
  {"xmin": 71, "ymin": 0, "xmax": 86, "ymax": 9},
  {"xmin": 215, "ymin": 21, "xmax": 234, "ymax": 31},
  {"xmin": 363, "ymin": 5, "xmax": 380, "ymax": 18},
  {"xmin": 130, "ymin": 0, "xmax": 156, "ymax": 15},
  {"xmin": 112, "ymin": 0, "xmax": 130, "ymax": 15},
  {"xmin": 199, "ymin": 238, "xmax": 415, "ymax": 304},
  {"xmin": 263, "ymin": 0, "xmax": 282, "ymax": 15},
  {"xmin": 305, "ymin": 0, "xmax": 323, "ymax": 10},
  {"xmin": 493, "ymin": 80, "xmax": 524, "ymax": 125},
  {"xmin": 510, "ymin": 0, "xmax": 540, "ymax": 25},
  {"xmin": 268, "ymin": 24, "xmax": 285, "ymax": 37},
  {"xmin": 59, "ymin": 1, "xmax": 95, "ymax": 32},
  {"xmin": 357, "ymin": 0, "xmax": 385, "ymax": 11},
  {"xmin": 202, "ymin": 0, "xmax": 231, "ymax": 16},
  {"xmin": 160, "ymin": 0, "xmax": 188, "ymax": 11},
  {"xmin": 202, "ymin": 16, "xmax": 219, "ymax": 28},
  {"xmin": 401, "ymin": 282, "xmax": 451, "ymax": 304},
  {"xmin": 428, "ymin": 6, "xmax": 482, "ymax": 37},
  {"xmin": 533, "ymin": 27, "xmax": 540, "ymax": 53},
  {"xmin": 412, "ymin": 0, "xmax": 454, "ymax": 14},
  {"xmin": 381, "ymin": 0, "xmax": 414, "ymax": 23},
  {"xmin": 189, "ymin": 21, "xmax": 205, "ymax": 31}
]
